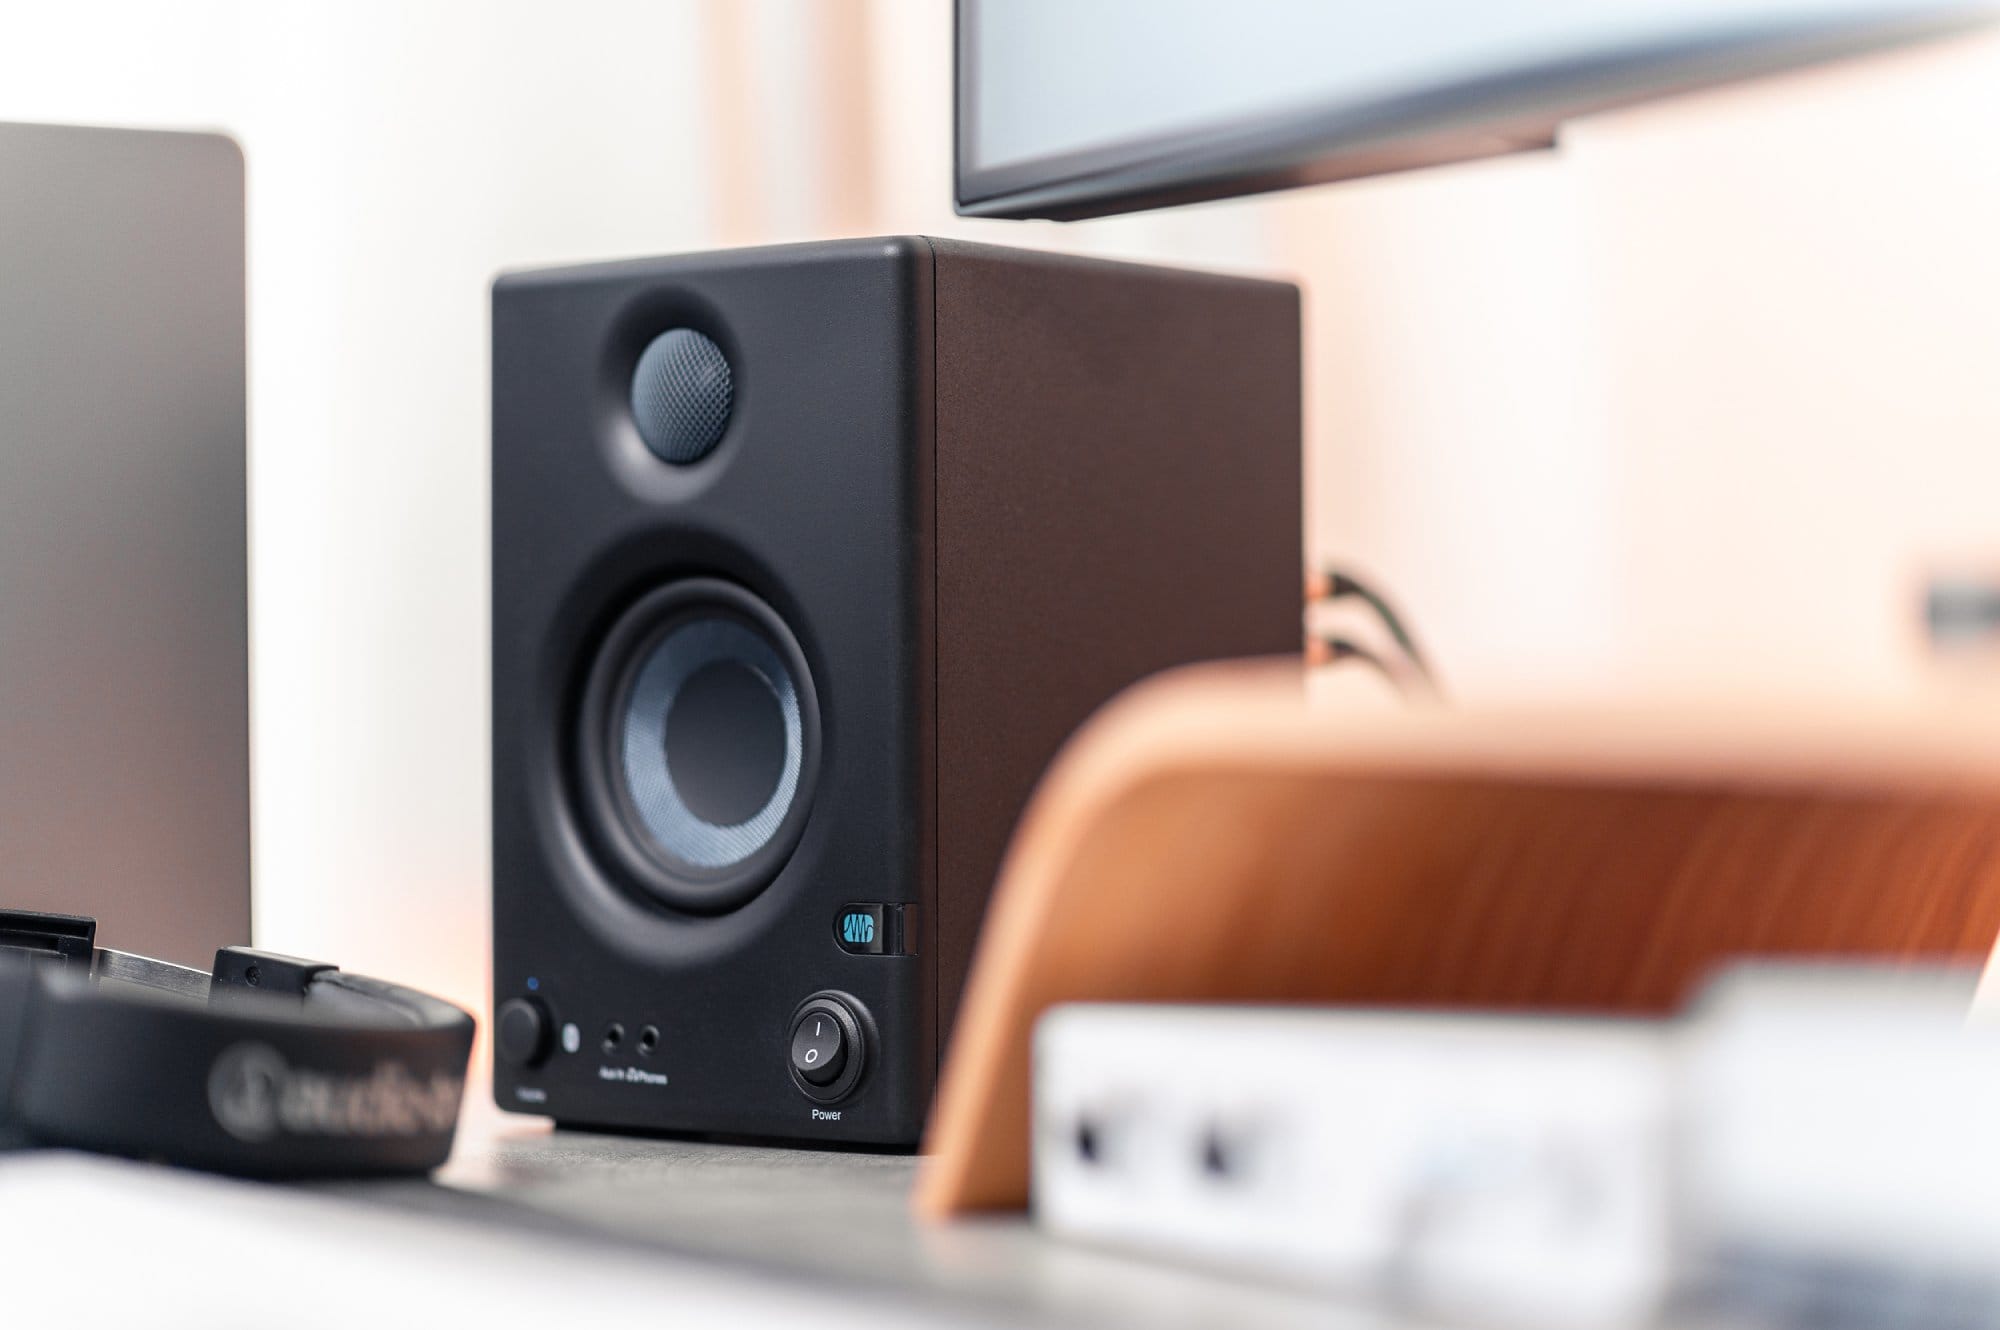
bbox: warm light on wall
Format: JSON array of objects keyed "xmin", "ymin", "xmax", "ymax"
[{"xmin": 2, "ymin": 0, "xmax": 1994, "ymax": 1004}]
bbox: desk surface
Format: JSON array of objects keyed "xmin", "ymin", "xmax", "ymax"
[{"xmin": 326, "ymin": 1104, "xmax": 1366, "ymax": 1330}]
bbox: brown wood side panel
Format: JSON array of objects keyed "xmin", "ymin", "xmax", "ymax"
[{"xmin": 928, "ymin": 240, "xmax": 1304, "ymax": 1056}]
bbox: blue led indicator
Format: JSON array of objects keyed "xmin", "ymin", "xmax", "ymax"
[
  {"xmin": 526, "ymin": 976, "xmax": 540, "ymax": 991},
  {"xmin": 842, "ymin": 913, "xmax": 876, "ymax": 946}
]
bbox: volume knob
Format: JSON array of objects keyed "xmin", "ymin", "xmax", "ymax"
[{"xmin": 496, "ymin": 996, "xmax": 551, "ymax": 1068}]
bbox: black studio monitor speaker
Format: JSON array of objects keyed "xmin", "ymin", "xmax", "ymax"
[{"xmin": 491, "ymin": 237, "xmax": 1301, "ymax": 1145}]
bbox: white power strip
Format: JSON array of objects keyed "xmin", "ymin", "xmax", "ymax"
[{"xmin": 1032, "ymin": 1006, "xmax": 1673, "ymax": 1328}]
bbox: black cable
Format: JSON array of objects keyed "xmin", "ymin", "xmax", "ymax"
[
  {"xmin": 1308, "ymin": 567, "xmax": 1442, "ymax": 699},
  {"xmin": 1309, "ymin": 634, "xmax": 1412, "ymax": 698}
]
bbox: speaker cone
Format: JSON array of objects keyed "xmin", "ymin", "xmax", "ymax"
[{"xmin": 578, "ymin": 579, "xmax": 819, "ymax": 913}]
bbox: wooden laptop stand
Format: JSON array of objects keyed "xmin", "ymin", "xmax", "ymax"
[{"xmin": 916, "ymin": 662, "xmax": 2000, "ymax": 1214}]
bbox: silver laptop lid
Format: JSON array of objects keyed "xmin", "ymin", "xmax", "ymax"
[{"xmin": 0, "ymin": 122, "xmax": 249, "ymax": 967}]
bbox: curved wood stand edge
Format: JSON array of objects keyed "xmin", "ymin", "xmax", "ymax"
[{"xmin": 915, "ymin": 662, "xmax": 2000, "ymax": 1216}]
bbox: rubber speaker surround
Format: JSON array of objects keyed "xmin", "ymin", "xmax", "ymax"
[{"xmin": 576, "ymin": 580, "xmax": 819, "ymax": 914}]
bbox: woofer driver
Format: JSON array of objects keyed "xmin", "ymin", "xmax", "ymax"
[{"xmin": 577, "ymin": 579, "xmax": 819, "ymax": 913}]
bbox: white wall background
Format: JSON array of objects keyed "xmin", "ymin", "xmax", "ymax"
[
  {"xmin": 6, "ymin": 0, "xmax": 1998, "ymax": 1016},
  {"xmin": 1, "ymin": 0, "xmax": 724, "ymax": 1009}
]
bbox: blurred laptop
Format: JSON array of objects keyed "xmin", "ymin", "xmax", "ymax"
[{"xmin": 0, "ymin": 122, "xmax": 249, "ymax": 967}]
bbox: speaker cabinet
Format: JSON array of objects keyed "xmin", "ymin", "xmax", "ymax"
[{"xmin": 491, "ymin": 237, "xmax": 1300, "ymax": 1145}]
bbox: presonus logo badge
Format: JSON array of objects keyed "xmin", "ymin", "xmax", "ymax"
[{"xmin": 841, "ymin": 912, "xmax": 875, "ymax": 946}]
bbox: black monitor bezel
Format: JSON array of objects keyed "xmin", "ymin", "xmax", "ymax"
[{"xmin": 953, "ymin": 0, "xmax": 1990, "ymax": 221}]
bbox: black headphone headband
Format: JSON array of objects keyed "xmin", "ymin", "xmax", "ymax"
[{"xmin": 0, "ymin": 911, "xmax": 475, "ymax": 1177}]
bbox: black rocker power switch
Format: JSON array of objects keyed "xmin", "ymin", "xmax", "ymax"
[
  {"xmin": 790, "ymin": 1008, "xmax": 846, "ymax": 1085},
  {"xmin": 786, "ymin": 993, "xmax": 867, "ymax": 1102}
]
